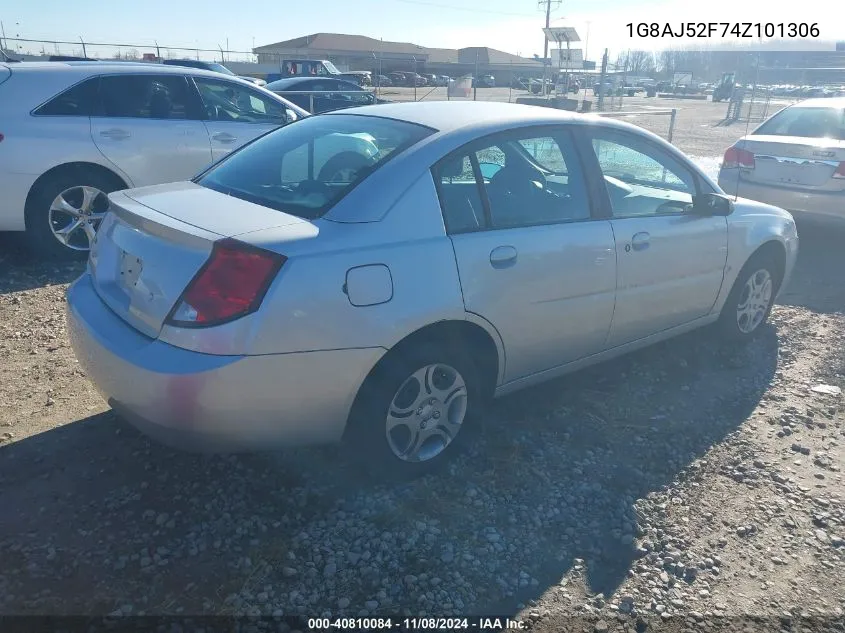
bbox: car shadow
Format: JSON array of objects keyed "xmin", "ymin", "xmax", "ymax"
[
  {"xmin": 0, "ymin": 233, "xmax": 85, "ymax": 295},
  {"xmin": 0, "ymin": 323, "xmax": 778, "ymax": 617}
]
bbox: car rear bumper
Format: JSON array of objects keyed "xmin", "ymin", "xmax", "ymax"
[
  {"xmin": 66, "ymin": 273, "xmax": 384, "ymax": 452},
  {"xmin": 718, "ymin": 171, "xmax": 845, "ymax": 222}
]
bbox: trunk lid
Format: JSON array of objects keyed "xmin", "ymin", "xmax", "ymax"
[
  {"xmin": 738, "ymin": 135, "xmax": 845, "ymax": 191},
  {"xmin": 90, "ymin": 184, "xmax": 309, "ymax": 338}
]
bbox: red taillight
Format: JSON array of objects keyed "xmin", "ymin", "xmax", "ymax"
[
  {"xmin": 166, "ymin": 239, "xmax": 286, "ymax": 328},
  {"xmin": 723, "ymin": 146, "xmax": 755, "ymax": 169},
  {"xmin": 833, "ymin": 162, "xmax": 845, "ymax": 179}
]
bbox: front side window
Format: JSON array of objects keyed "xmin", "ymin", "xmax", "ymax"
[
  {"xmin": 195, "ymin": 78, "xmax": 290, "ymax": 124},
  {"xmin": 590, "ymin": 132, "xmax": 697, "ymax": 217},
  {"xmin": 96, "ymin": 75, "xmax": 197, "ymax": 120},
  {"xmin": 754, "ymin": 106, "xmax": 845, "ymax": 140},
  {"xmin": 33, "ymin": 77, "xmax": 100, "ymax": 116},
  {"xmin": 197, "ymin": 114, "xmax": 432, "ymax": 219}
]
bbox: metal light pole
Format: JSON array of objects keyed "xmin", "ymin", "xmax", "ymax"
[{"xmin": 585, "ymin": 21, "xmax": 591, "ymax": 62}]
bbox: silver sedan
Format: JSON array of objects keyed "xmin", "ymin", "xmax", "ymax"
[
  {"xmin": 718, "ymin": 98, "xmax": 845, "ymax": 224},
  {"xmin": 66, "ymin": 101, "xmax": 799, "ymax": 477}
]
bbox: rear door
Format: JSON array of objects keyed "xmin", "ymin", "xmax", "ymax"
[
  {"xmin": 193, "ymin": 76, "xmax": 294, "ymax": 160},
  {"xmin": 435, "ymin": 126, "xmax": 617, "ymax": 383},
  {"xmin": 584, "ymin": 128, "xmax": 728, "ymax": 348},
  {"xmin": 90, "ymin": 73, "xmax": 212, "ymax": 186}
]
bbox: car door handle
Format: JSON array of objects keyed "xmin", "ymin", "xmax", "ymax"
[
  {"xmin": 211, "ymin": 132, "xmax": 238, "ymax": 144},
  {"xmin": 99, "ymin": 128, "xmax": 130, "ymax": 140},
  {"xmin": 489, "ymin": 245, "xmax": 518, "ymax": 268},
  {"xmin": 630, "ymin": 232, "xmax": 651, "ymax": 252}
]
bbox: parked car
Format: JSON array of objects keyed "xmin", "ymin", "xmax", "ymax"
[
  {"xmin": 374, "ymin": 74, "xmax": 393, "ymax": 87},
  {"xmin": 473, "ymin": 75, "xmax": 495, "ymax": 88},
  {"xmin": 718, "ymin": 98, "xmax": 845, "ymax": 225},
  {"xmin": 338, "ymin": 71, "xmax": 372, "ymax": 87},
  {"xmin": 161, "ymin": 59, "xmax": 266, "ymax": 87},
  {"xmin": 279, "ymin": 59, "xmax": 341, "ymax": 78},
  {"xmin": 421, "ymin": 73, "xmax": 439, "ymax": 87},
  {"xmin": 266, "ymin": 76, "xmax": 378, "ymax": 113},
  {"xmin": 437, "ymin": 75, "xmax": 451, "ymax": 87},
  {"xmin": 0, "ymin": 61, "xmax": 309, "ymax": 259},
  {"xmin": 65, "ymin": 101, "xmax": 798, "ymax": 477},
  {"xmin": 386, "ymin": 72, "xmax": 406, "ymax": 86}
]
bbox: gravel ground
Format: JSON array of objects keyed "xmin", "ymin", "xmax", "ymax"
[{"xmin": 1, "ymin": 114, "xmax": 844, "ymax": 631}]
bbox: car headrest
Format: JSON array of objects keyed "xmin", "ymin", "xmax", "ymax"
[{"xmin": 440, "ymin": 156, "xmax": 466, "ymax": 179}]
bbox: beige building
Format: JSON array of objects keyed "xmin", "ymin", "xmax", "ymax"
[{"xmin": 253, "ymin": 32, "xmax": 548, "ymax": 83}]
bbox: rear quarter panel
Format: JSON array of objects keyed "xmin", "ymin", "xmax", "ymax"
[
  {"xmin": 244, "ymin": 172, "xmax": 468, "ymax": 355},
  {"xmin": 158, "ymin": 172, "xmax": 471, "ymax": 360}
]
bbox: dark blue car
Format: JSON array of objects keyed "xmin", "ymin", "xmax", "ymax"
[{"xmin": 265, "ymin": 77, "xmax": 384, "ymax": 113}]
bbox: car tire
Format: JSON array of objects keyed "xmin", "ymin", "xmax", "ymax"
[
  {"xmin": 717, "ymin": 251, "xmax": 781, "ymax": 342},
  {"xmin": 345, "ymin": 342, "xmax": 483, "ymax": 480},
  {"xmin": 25, "ymin": 169, "xmax": 122, "ymax": 261}
]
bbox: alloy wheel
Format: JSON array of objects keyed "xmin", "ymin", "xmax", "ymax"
[
  {"xmin": 736, "ymin": 268, "xmax": 773, "ymax": 334},
  {"xmin": 48, "ymin": 185, "xmax": 109, "ymax": 251}
]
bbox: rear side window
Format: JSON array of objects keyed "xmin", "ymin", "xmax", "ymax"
[
  {"xmin": 197, "ymin": 114, "xmax": 432, "ymax": 219},
  {"xmin": 755, "ymin": 106, "xmax": 845, "ymax": 140},
  {"xmin": 96, "ymin": 75, "xmax": 198, "ymax": 120},
  {"xmin": 433, "ymin": 128, "xmax": 591, "ymax": 232},
  {"xmin": 33, "ymin": 77, "xmax": 99, "ymax": 116}
]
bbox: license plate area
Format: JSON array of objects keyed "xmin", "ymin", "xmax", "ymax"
[{"xmin": 119, "ymin": 250, "xmax": 143, "ymax": 289}]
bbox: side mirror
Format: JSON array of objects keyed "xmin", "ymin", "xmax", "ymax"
[{"xmin": 690, "ymin": 192, "xmax": 734, "ymax": 216}]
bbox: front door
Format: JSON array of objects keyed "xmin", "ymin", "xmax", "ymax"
[
  {"xmin": 585, "ymin": 129, "xmax": 728, "ymax": 348},
  {"xmin": 90, "ymin": 74, "xmax": 212, "ymax": 187},
  {"xmin": 193, "ymin": 77, "xmax": 294, "ymax": 162},
  {"xmin": 435, "ymin": 127, "xmax": 617, "ymax": 383}
]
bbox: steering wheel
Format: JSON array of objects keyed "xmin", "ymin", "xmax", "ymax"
[
  {"xmin": 295, "ymin": 179, "xmax": 332, "ymax": 198},
  {"xmin": 487, "ymin": 164, "xmax": 547, "ymax": 199}
]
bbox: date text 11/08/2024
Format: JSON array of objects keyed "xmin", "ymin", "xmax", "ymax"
[
  {"xmin": 307, "ymin": 617, "xmax": 528, "ymax": 630},
  {"xmin": 626, "ymin": 22, "xmax": 819, "ymax": 38}
]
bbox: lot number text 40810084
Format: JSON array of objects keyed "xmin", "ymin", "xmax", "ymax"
[{"xmin": 626, "ymin": 22, "xmax": 820, "ymax": 38}]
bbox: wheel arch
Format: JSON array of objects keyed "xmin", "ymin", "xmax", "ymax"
[
  {"xmin": 24, "ymin": 161, "xmax": 130, "ymax": 226},
  {"xmin": 343, "ymin": 318, "xmax": 503, "ymax": 442}
]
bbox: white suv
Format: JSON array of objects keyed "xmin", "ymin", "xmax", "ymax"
[{"xmin": 0, "ymin": 61, "xmax": 309, "ymax": 259}]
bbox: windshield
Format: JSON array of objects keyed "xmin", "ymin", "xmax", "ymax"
[
  {"xmin": 207, "ymin": 63, "xmax": 236, "ymax": 76},
  {"xmin": 755, "ymin": 106, "xmax": 845, "ymax": 140},
  {"xmin": 322, "ymin": 60, "xmax": 340, "ymax": 74},
  {"xmin": 197, "ymin": 114, "xmax": 433, "ymax": 219}
]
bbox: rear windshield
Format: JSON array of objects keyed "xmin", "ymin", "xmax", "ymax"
[
  {"xmin": 755, "ymin": 106, "xmax": 845, "ymax": 140},
  {"xmin": 197, "ymin": 114, "xmax": 433, "ymax": 219}
]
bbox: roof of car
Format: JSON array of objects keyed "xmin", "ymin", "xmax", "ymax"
[
  {"xmin": 2, "ymin": 60, "xmax": 239, "ymax": 80},
  {"xmin": 324, "ymin": 100, "xmax": 585, "ymax": 133}
]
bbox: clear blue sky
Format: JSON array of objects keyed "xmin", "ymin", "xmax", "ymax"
[{"xmin": 2, "ymin": 0, "xmax": 838, "ymax": 62}]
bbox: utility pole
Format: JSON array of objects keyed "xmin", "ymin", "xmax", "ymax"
[
  {"xmin": 598, "ymin": 48, "xmax": 608, "ymax": 111},
  {"xmin": 538, "ymin": 0, "xmax": 561, "ymax": 62},
  {"xmin": 584, "ymin": 21, "xmax": 591, "ymax": 61},
  {"xmin": 0, "ymin": 21, "xmax": 6, "ymax": 52}
]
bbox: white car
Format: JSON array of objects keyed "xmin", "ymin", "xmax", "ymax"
[{"xmin": 0, "ymin": 61, "xmax": 362, "ymax": 259}]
